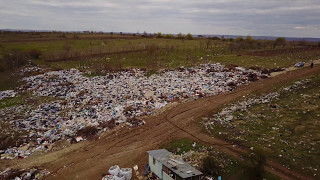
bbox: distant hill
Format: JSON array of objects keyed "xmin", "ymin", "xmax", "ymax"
[
  {"xmin": 1, "ymin": 29, "xmax": 319, "ymax": 42},
  {"xmin": 199, "ymin": 34, "xmax": 320, "ymax": 42}
]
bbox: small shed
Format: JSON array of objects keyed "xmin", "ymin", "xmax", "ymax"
[{"xmin": 147, "ymin": 149, "xmax": 203, "ymax": 180}]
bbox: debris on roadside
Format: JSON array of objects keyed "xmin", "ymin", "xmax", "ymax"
[
  {"xmin": 102, "ymin": 165, "xmax": 132, "ymax": 180},
  {"xmin": 0, "ymin": 168, "xmax": 50, "ymax": 180}
]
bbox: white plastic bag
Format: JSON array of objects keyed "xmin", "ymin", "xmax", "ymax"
[
  {"xmin": 114, "ymin": 174, "xmax": 126, "ymax": 180},
  {"xmin": 102, "ymin": 175, "xmax": 114, "ymax": 180},
  {"xmin": 120, "ymin": 168, "xmax": 132, "ymax": 180},
  {"xmin": 108, "ymin": 165, "xmax": 120, "ymax": 176}
]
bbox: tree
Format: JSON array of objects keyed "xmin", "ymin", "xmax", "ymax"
[
  {"xmin": 235, "ymin": 36, "xmax": 244, "ymax": 42},
  {"xmin": 229, "ymin": 43, "xmax": 238, "ymax": 53},
  {"xmin": 246, "ymin": 35, "xmax": 256, "ymax": 49},
  {"xmin": 246, "ymin": 150, "xmax": 266, "ymax": 180},
  {"xmin": 246, "ymin": 35, "xmax": 253, "ymax": 41},
  {"xmin": 201, "ymin": 156, "xmax": 219, "ymax": 176},
  {"xmin": 164, "ymin": 34, "xmax": 173, "ymax": 39},
  {"xmin": 206, "ymin": 39, "xmax": 212, "ymax": 49},
  {"xmin": 156, "ymin": 32, "xmax": 163, "ymax": 38},
  {"xmin": 142, "ymin": 31, "xmax": 148, "ymax": 37},
  {"xmin": 186, "ymin": 33, "xmax": 193, "ymax": 40},
  {"xmin": 177, "ymin": 32, "xmax": 185, "ymax": 39},
  {"xmin": 274, "ymin": 37, "xmax": 286, "ymax": 49}
]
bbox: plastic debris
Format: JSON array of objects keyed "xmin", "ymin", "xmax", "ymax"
[
  {"xmin": 103, "ymin": 166, "xmax": 132, "ymax": 180},
  {"xmin": 108, "ymin": 165, "xmax": 120, "ymax": 176},
  {"xmin": 75, "ymin": 136, "xmax": 83, "ymax": 142},
  {"xmin": 0, "ymin": 168, "xmax": 50, "ymax": 180},
  {"xmin": 0, "ymin": 90, "xmax": 16, "ymax": 100},
  {"xmin": 1, "ymin": 63, "xmax": 267, "ymax": 159},
  {"xmin": 133, "ymin": 165, "xmax": 138, "ymax": 171}
]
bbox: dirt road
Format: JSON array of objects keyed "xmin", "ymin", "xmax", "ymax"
[{"xmin": 1, "ymin": 65, "xmax": 319, "ymax": 180}]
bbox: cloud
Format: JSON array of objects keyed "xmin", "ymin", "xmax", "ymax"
[{"xmin": 0, "ymin": 0, "xmax": 319, "ymax": 37}]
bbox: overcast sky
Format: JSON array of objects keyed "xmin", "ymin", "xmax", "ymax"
[{"xmin": 0, "ymin": 0, "xmax": 320, "ymax": 38}]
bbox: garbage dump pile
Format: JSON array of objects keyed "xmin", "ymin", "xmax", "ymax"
[
  {"xmin": 203, "ymin": 79, "xmax": 310, "ymax": 131},
  {"xmin": 0, "ymin": 90, "xmax": 16, "ymax": 100},
  {"xmin": 0, "ymin": 63, "xmax": 266, "ymax": 159},
  {"xmin": 0, "ymin": 168, "xmax": 50, "ymax": 180}
]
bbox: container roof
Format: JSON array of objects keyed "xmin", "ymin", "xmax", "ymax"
[{"xmin": 147, "ymin": 149, "xmax": 203, "ymax": 178}]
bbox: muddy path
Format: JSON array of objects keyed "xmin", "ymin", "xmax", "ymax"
[{"xmin": 1, "ymin": 65, "xmax": 319, "ymax": 180}]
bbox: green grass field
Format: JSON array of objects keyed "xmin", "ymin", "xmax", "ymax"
[
  {"xmin": 1, "ymin": 32, "xmax": 319, "ymax": 72},
  {"xmin": 204, "ymin": 71, "xmax": 320, "ymax": 178}
]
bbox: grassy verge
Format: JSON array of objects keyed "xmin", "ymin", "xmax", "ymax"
[{"xmin": 204, "ymin": 71, "xmax": 320, "ymax": 178}]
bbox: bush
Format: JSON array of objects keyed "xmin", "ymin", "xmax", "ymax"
[
  {"xmin": 156, "ymin": 32, "xmax": 163, "ymax": 38},
  {"xmin": 243, "ymin": 149, "xmax": 266, "ymax": 180},
  {"xmin": 76, "ymin": 126, "xmax": 98, "ymax": 138},
  {"xmin": 177, "ymin": 33, "xmax": 185, "ymax": 39},
  {"xmin": 0, "ymin": 59, "xmax": 7, "ymax": 72},
  {"xmin": 186, "ymin": 33, "xmax": 193, "ymax": 40},
  {"xmin": 26, "ymin": 49, "xmax": 42, "ymax": 59},
  {"xmin": 3, "ymin": 49, "xmax": 28, "ymax": 70},
  {"xmin": 201, "ymin": 156, "xmax": 219, "ymax": 176}
]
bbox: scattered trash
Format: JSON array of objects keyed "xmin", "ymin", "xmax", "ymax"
[
  {"xmin": 0, "ymin": 168, "xmax": 50, "ymax": 180},
  {"xmin": 133, "ymin": 165, "xmax": 138, "ymax": 171},
  {"xmin": 120, "ymin": 168, "xmax": 132, "ymax": 180},
  {"xmin": 75, "ymin": 136, "xmax": 83, "ymax": 142},
  {"xmin": 103, "ymin": 166, "xmax": 132, "ymax": 180},
  {"xmin": 0, "ymin": 90, "xmax": 16, "ymax": 100},
  {"xmin": 1, "ymin": 63, "xmax": 267, "ymax": 159},
  {"xmin": 294, "ymin": 62, "xmax": 305, "ymax": 68},
  {"xmin": 102, "ymin": 175, "xmax": 114, "ymax": 180},
  {"xmin": 108, "ymin": 165, "xmax": 120, "ymax": 176}
]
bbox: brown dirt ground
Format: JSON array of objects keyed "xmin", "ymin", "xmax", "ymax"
[{"xmin": 1, "ymin": 64, "xmax": 319, "ymax": 180}]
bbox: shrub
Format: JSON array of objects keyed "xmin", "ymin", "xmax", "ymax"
[
  {"xmin": 0, "ymin": 59, "xmax": 7, "ymax": 72},
  {"xmin": 201, "ymin": 156, "xmax": 219, "ymax": 176},
  {"xmin": 3, "ymin": 49, "xmax": 28, "ymax": 70},
  {"xmin": 164, "ymin": 34, "xmax": 174, "ymax": 39},
  {"xmin": 26, "ymin": 49, "xmax": 42, "ymax": 59},
  {"xmin": 177, "ymin": 32, "xmax": 185, "ymax": 39},
  {"xmin": 145, "ymin": 43, "xmax": 159, "ymax": 55},
  {"xmin": 186, "ymin": 33, "xmax": 193, "ymax": 40},
  {"xmin": 243, "ymin": 149, "xmax": 266, "ymax": 179},
  {"xmin": 156, "ymin": 32, "xmax": 163, "ymax": 38},
  {"xmin": 76, "ymin": 126, "xmax": 98, "ymax": 138}
]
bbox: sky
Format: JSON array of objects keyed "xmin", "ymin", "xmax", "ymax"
[{"xmin": 0, "ymin": 0, "xmax": 320, "ymax": 38}]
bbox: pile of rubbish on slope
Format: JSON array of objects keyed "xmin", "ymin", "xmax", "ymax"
[
  {"xmin": 102, "ymin": 165, "xmax": 132, "ymax": 180},
  {"xmin": 0, "ymin": 90, "xmax": 17, "ymax": 100},
  {"xmin": 0, "ymin": 63, "xmax": 268, "ymax": 159},
  {"xmin": 0, "ymin": 168, "xmax": 50, "ymax": 180},
  {"xmin": 203, "ymin": 79, "xmax": 311, "ymax": 131}
]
